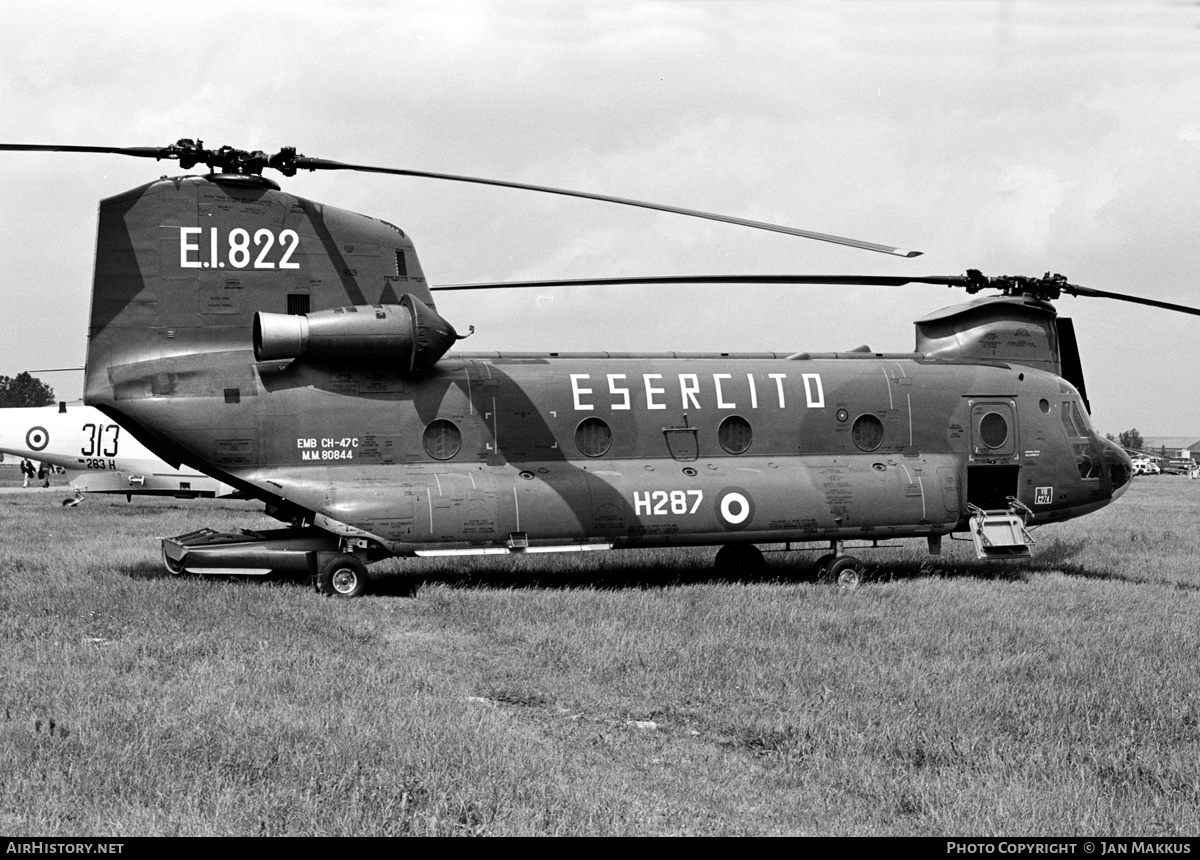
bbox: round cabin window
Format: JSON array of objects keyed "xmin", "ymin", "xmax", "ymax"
[
  {"xmin": 575, "ymin": 416, "xmax": 612, "ymax": 458},
  {"xmin": 979, "ymin": 412, "xmax": 1009, "ymax": 449},
  {"xmin": 717, "ymin": 415, "xmax": 753, "ymax": 455},
  {"xmin": 852, "ymin": 414, "xmax": 884, "ymax": 452},
  {"xmin": 423, "ymin": 419, "xmax": 462, "ymax": 460}
]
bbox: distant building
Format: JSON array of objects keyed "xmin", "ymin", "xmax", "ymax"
[
  {"xmin": 1137, "ymin": 437, "xmax": 1200, "ymax": 461},
  {"xmin": 1131, "ymin": 437, "xmax": 1200, "ymax": 474}
]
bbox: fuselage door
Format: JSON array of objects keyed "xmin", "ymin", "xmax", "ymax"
[
  {"xmin": 662, "ymin": 422, "xmax": 699, "ymax": 461},
  {"xmin": 966, "ymin": 398, "xmax": 1020, "ymax": 511}
]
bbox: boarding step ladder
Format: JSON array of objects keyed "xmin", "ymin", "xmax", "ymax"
[{"xmin": 967, "ymin": 499, "xmax": 1035, "ymax": 560}]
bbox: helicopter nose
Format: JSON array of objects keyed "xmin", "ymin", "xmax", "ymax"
[{"xmin": 1100, "ymin": 436, "xmax": 1133, "ymax": 499}]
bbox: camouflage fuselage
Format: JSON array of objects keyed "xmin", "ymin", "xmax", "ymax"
[
  {"xmin": 82, "ymin": 173, "xmax": 1130, "ymax": 557},
  {"xmin": 97, "ymin": 349, "xmax": 1125, "ymax": 555}
]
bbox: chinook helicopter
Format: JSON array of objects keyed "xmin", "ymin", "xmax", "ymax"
[{"xmin": 5, "ymin": 139, "xmax": 1198, "ymax": 597}]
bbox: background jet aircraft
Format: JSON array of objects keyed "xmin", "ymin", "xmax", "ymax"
[{"xmin": 0, "ymin": 401, "xmax": 238, "ymax": 503}]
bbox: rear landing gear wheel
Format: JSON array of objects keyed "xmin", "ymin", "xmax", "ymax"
[
  {"xmin": 714, "ymin": 543, "xmax": 766, "ymax": 577},
  {"xmin": 317, "ymin": 554, "xmax": 369, "ymax": 598},
  {"xmin": 826, "ymin": 556, "xmax": 863, "ymax": 589}
]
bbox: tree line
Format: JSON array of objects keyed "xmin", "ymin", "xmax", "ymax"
[{"xmin": 0, "ymin": 372, "xmax": 56, "ymax": 408}]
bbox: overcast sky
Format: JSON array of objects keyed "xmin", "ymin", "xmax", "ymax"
[{"xmin": 2, "ymin": 0, "xmax": 1198, "ymax": 435}]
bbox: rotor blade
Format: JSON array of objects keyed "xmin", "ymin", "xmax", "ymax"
[
  {"xmin": 290, "ymin": 156, "xmax": 921, "ymax": 258},
  {"xmin": 0, "ymin": 143, "xmax": 169, "ymax": 159},
  {"xmin": 4, "ymin": 142, "xmax": 923, "ymax": 256},
  {"xmin": 431, "ymin": 274, "xmax": 961, "ymax": 291},
  {"xmin": 432, "ymin": 273, "xmax": 1200, "ymax": 318},
  {"xmin": 1062, "ymin": 283, "xmax": 1200, "ymax": 317}
]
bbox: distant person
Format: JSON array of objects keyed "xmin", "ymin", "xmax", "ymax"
[
  {"xmin": 20, "ymin": 458, "xmax": 34, "ymax": 488},
  {"xmin": 37, "ymin": 462, "xmax": 49, "ymax": 488}
]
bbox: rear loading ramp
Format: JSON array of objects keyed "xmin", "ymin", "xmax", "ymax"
[{"xmin": 162, "ymin": 527, "xmax": 343, "ymax": 576}]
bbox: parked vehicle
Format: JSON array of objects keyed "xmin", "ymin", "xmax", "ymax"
[
  {"xmin": 1131, "ymin": 457, "xmax": 1161, "ymax": 476},
  {"xmin": 1163, "ymin": 458, "xmax": 1195, "ymax": 475}
]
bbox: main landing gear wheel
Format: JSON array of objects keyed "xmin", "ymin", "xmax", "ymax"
[
  {"xmin": 810, "ymin": 553, "xmax": 837, "ymax": 580},
  {"xmin": 825, "ymin": 556, "xmax": 863, "ymax": 589},
  {"xmin": 317, "ymin": 554, "xmax": 369, "ymax": 598},
  {"xmin": 714, "ymin": 543, "xmax": 767, "ymax": 577}
]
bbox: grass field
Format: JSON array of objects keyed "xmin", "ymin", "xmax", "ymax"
[{"xmin": 1, "ymin": 469, "xmax": 1199, "ymax": 836}]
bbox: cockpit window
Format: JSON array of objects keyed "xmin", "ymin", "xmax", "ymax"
[
  {"xmin": 1061, "ymin": 400, "xmax": 1091, "ymax": 438},
  {"xmin": 1062, "ymin": 400, "xmax": 1101, "ymax": 479}
]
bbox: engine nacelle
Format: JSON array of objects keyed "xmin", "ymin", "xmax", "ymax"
[{"xmin": 253, "ymin": 294, "xmax": 459, "ymax": 375}]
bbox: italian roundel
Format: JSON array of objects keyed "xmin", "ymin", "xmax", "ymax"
[
  {"xmin": 25, "ymin": 426, "xmax": 49, "ymax": 451},
  {"xmin": 714, "ymin": 486, "xmax": 755, "ymax": 531}
]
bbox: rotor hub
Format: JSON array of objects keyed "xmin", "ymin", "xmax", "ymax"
[{"xmin": 960, "ymin": 269, "xmax": 1068, "ymax": 302}]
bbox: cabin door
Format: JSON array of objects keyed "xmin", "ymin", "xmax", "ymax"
[{"xmin": 966, "ymin": 399, "xmax": 1019, "ymax": 511}]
